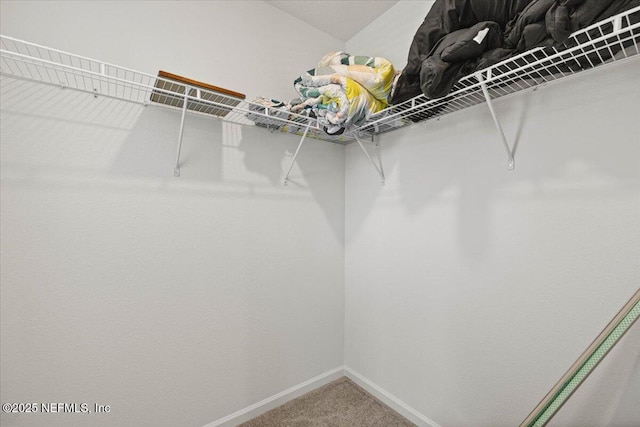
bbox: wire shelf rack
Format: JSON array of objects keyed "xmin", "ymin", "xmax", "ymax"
[
  {"xmin": 1, "ymin": 5, "xmax": 638, "ymax": 179},
  {"xmin": 2, "ymin": 6, "xmax": 639, "ymax": 144},
  {"xmin": 354, "ymin": 5, "xmax": 640, "ymax": 137},
  {"xmin": 0, "ymin": 34, "xmax": 352, "ymax": 146}
]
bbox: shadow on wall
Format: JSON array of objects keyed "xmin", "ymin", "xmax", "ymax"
[
  {"xmin": 0, "ymin": 77, "xmax": 345, "ymax": 240},
  {"xmin": 0, "ymin": 79, "xmax": 146, "ymax": 174},
  {"xmin": 347, "ymin": 61, "xmax": 640, "ymax": 259},
  {"xmin": 110, "ymin": 106, "xmax": 294, "ymax": 186},
  {"xmin": 343, "ymin": 61, "xmax": 640, "ymax": 427},
  {"xmin": 2, "ymin": 77, "xmax": 346, "ymax": 426}
]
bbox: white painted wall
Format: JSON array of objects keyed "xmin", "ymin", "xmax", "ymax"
[
  {"xmin": 0, "ymin": 2, "xmax": 345, "ymax": 427},
  {"xmin": 3, "ymin": 1, "xmax": 639, "ymax": 426},
  {"xmin": 0, "ymin": 0, "xmax": 343, "ymax": 101},
  {"xmin": 346, "ymin": 2, "xmax": 640, "ymax": 426}
]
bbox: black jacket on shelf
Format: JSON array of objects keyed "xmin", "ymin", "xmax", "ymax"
[{"xmin": 389, "ymin": 0, "xmax": 640, "ymax": 105}]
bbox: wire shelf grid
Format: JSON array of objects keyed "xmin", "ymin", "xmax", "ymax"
[
  {"xmin": 355, "ymin": 5, "xmax": 640, "ymax": 136},
  {"xmin": 0, "ymin": 35, "xmax": 355, "ymax": 144},
  {"xmin": 1, "ymin": 6, "xmax": 639, "ymax": 145}
]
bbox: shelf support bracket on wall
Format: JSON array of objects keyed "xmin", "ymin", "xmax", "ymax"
[
  {"xmin": 353, "ymin": 134, "xmax": 385, "ymax": 186},
  {"xmin": 477, "ymin": 70, "xmax": 515, "ymax": 171},
  {"xmin": 174, "ymin": 92, "xmax": 189, "ymax": 177},
  {"xmin": 284, "ymin": 124, "xmax": 311, "ymax": 186}
]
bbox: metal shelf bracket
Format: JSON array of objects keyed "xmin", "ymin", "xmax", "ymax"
[
  {"xmin": 353, "ymin": 134, "xmax": 385, "ymax": 185},
  {"xmin": 283, "ymin": 124, "xmax": 311, "ymax": 186},
  {"xmin": 174, "ymin": 93, "xmax": 189, "ymax": 177},
  {"xmin": 477, "ymin": 70, "xmax": 515, "ymax": 170}
]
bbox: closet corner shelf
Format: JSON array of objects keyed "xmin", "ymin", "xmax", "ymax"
[{"xmin": 1, "ymin": 6, "xmax": 638, "ymax": 181}]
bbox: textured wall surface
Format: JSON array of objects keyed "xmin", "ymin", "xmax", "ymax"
[
  {"xmin": 2, "ymin": 1, "xmax": 639, "ymax": 427},
  {"xmin": 345, "ymin": 2, "xmax": 640, "ymax": 426},
  {"xmin": 0, "ymin": 2, "xmax": 345, "ymax": 427}
]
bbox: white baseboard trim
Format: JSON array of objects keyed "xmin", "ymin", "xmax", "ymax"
[
  {"xmin": 344, "ymin": 366, "xmax": 442, "ymax": 427},
  {"xmin": 202, "ymin": 366, "xmax": 345, "ymax": 427}
]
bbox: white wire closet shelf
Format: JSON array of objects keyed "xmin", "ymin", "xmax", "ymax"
[
  {"xmin": 0, "ymin": 35, "xmax": 347, "ymax": 140},
  {"xmin": 1, "ymin": 5, "xmax": 639, "ymax": 180},
  {"xmin": 359, "ymin": 6, "xmax": 640, "ymax": 134}
]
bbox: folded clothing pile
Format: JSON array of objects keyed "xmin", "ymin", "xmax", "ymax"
[
  {"xmin": 290, "ymin": 52, "xmax": 396, "ymax": 135},
  {"xmin": 245, "ymin": 53, "xmax": 396, "ymax": 135}
]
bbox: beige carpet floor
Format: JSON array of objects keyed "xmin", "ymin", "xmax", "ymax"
[{"xmin": 238, "ymin": 377, "xmax": 416, "ymax": 427}]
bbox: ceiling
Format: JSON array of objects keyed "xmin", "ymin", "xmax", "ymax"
[{"xmin": 265, "ymin": 1, "xmax": 399, "ymax": 42}]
